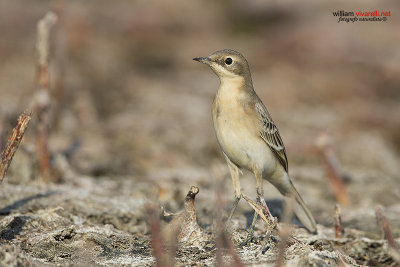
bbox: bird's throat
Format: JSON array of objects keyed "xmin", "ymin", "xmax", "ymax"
[{"xmin": 217, "ymin": 76, "xmax": 253, "ymax": 99}]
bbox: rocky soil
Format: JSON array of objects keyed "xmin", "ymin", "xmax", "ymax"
[{"xmin": 0, "ymin": 0, "xmax": 399, "ymax": 266}]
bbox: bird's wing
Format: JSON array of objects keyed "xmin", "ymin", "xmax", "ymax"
[{"xmin": 255, "ymin": 102, "xmax": 289, "ymax": 173}]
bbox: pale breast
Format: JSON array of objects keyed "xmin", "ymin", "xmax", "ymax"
[{"xmin": 212, "ymin": 86, "xmax": 276, "ymax": 175}]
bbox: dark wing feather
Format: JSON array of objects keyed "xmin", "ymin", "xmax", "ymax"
[{"xmin": 255, "ymin": 102, "xmax": 289, "ymax": 173}]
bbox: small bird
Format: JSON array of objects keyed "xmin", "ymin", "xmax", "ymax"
[{"xmin": 193, "ymin": 49, "xmax": 317, "ymax": 236}]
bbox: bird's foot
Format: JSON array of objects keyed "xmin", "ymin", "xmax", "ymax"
[
  {"xmin": 239, "ymin": 228, "xmax": 255, "ymax": 247},
  {"xmin": 240, "ymin": 201, "xmax": 259, "ymax": 247}
]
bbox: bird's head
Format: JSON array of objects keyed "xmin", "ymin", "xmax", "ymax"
[{"xmin": 193, "ymin": 49, "xmax": 252, "ymax": 84}]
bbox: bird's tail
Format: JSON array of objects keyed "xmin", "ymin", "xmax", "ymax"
[
  {"xmin": 288, "ymin": 182, "xmax": 317, "ymax": 233},
  {"xmin": 269, "ymin": 173, "xmax": 317, "ymax": 233}
]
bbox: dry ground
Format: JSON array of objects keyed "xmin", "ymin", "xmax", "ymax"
[{"xmin": 0, "ymin": 0, "xmax": 399, "ymax": 266}]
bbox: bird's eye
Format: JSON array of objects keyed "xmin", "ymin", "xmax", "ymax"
[{"xmin": 225, "ymin": 57, "xmax": 233, "ymax": 65}]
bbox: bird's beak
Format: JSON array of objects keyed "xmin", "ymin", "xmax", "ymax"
[{"xmin": 193, "ymin": 57, "xmax": 212, "ymax": 64}]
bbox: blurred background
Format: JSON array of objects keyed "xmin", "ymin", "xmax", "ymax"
[{"xmin": 0, "ymin": 0, "xmax": 399, "ymax": 233}]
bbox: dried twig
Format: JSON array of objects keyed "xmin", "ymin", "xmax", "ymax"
[
  {"xmin": 52, "ymin": 3, "xmax": 67, "ymax": 130},
  {"xmin": 375, "ymin": 206, "xmax": 400, "ymax": 264},
  {"xmin": 146, "ymin": 186, "xmax": 174, "ymax": 267},
  {"xmin": 35, "ymin": 12, "xmax": 58, "ymax": 182},
  {"xmin": 148, "ymin": 203, "xmax": 171, "ymax": 266},
  {"xmin": 334, "ymin": 204, "xmax": 344, "ymax": 238},
  {"xmin": 212, "ymin": 164, "xmax": 244, "ymax": 267},
  {"xmin": 226, "ymin": 242, "xmax": 245, "ymax": 267},
  {"xmin": 0, "ymin": 110, "xmax": 32, "ymax": 182},
  {"xmin": 316, "ymin": 131, "xmax": 349, "ymax": 205},
  {"xmin": 0, "ymin": 116, "xmax": 5, "ymax": 153},
  {"xmin": 213, "ymin": 165, "xmax": 225, "ymax": 267},
  {"xmin": 276, "ymin": 198, "xmax": 295, "ymax": 267}
]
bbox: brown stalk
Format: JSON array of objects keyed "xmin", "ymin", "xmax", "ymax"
[
  {"xmin": 52, "ymin": 3, "xmax": 67, "ymax": 130},
  {"xmin": 275, "ymin": 198, "xmax": 295, "ymax": 267},
  {"xmin": 213, "ymin": 165, "xmax": 226, "ymax": 267},
  {"xmin": 334, "ymin": 204, "xmax": 344, "ymax": 238},
  {"xmin": 146, "ymin": 186, "xmax": 174, "ymax": 267},
  {"xmin": 212, "ymin": 164, "xmax": 244, "ymax": 267},
  {"xmin": 316, "ymin": 131, "xmax": 349, "ymax": 205},
  {"xmin": 0, "ymin": 110, "xmax": 32, "ymax": 182},
  {"xmin": 375, "ymin": 205, "xmax": 400, "ymax": 264},
  {"xmin": 148, "ymin": 204, "xmax": 172, "ymax": 267},
  {"xmin": 0, "ymin": 116, "xmax": 5, "ymax": 153},
  {"xmin": 35, "ymin": 12, "xmax": 58, "ymax": 182}
]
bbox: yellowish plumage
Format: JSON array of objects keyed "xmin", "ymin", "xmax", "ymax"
[{"xmin": 194, "ymin": 49, "xmax": 317, "ymax": 234}]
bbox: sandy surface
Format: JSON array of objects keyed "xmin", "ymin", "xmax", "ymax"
[{"xmin": 0, "ymin": 0, "xmax": 399, "ymax": 266}]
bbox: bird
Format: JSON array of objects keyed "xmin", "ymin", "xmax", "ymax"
[{"xmin": 193, "ymin": 49, "xmax": 317, "ymax": 238}]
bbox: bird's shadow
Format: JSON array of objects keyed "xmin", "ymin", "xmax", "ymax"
[
  {"xmin": 244, "ymin": 199, "xmax": 304, "ymax": 229},
  {"xmin": 0, "ymin": 191, "xmax": 58, "ymax": 241},
  {"xmin": 0, "ymin": 215, "xmax": 30, "ymax": 241},
  {"xmin": 0, "ymin": 191, "xmax": 57, "ymax": 216}
]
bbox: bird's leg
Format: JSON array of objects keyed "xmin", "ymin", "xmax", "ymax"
[
  {"xmin": 246, "ymin": 207, "xmax": 259, "ymax": 243},
  {"xmin": 225, "ymin": 155, "xmax": 241, "ymax": 227},
  {"xmin": 226, "ymin": 195, "xmax": 241, "ymax": 225},
  {"xmin": 243, "ymin": 169, "xmax": 264, "ymax": 245},
  {"xmin": 257, "ymin": 187, "xmax": 275, "ymax": 222}
]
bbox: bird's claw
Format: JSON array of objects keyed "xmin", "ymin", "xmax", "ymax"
[{"xmin": 240, "ymin": 230, "xmax": 255, "ymax": 247}]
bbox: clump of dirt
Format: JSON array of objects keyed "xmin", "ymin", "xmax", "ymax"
[
  {"xmin": 0, "ymin": 177, "xmax": 153, "ymax": 266},
  {"xmin": 0, "ymin": 243, "xmax": 38, "ymax": 266}
]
